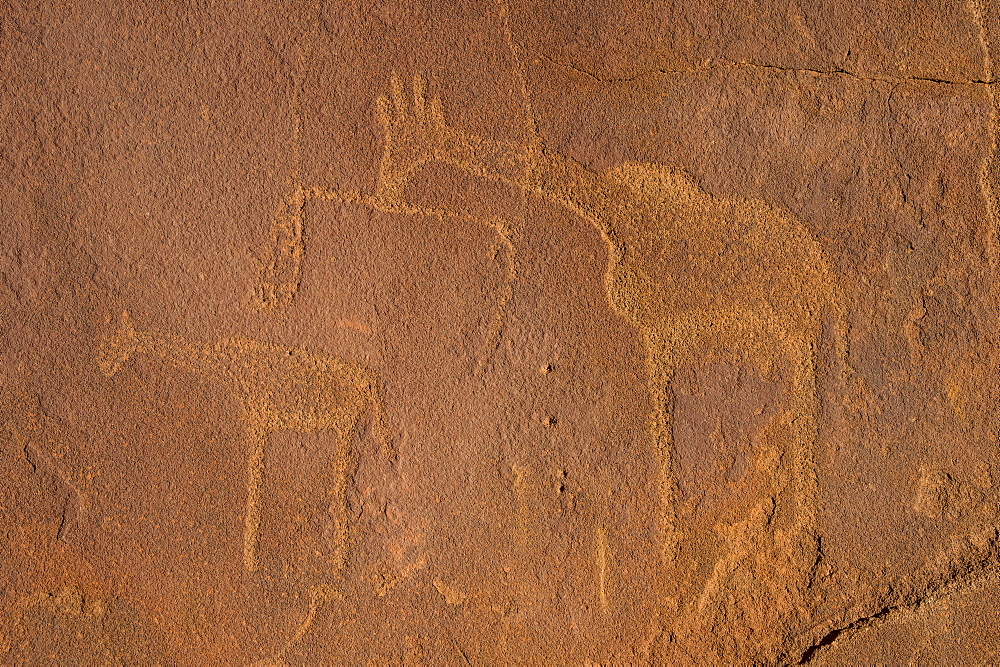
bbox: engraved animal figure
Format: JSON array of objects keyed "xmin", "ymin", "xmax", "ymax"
[
  {"xmin": 375, "ymin": 75, "xmax": 848, "ymax": 613},
  {"xmin": 98, "ymin": 313, "xmax": 386, "ymax": 574},
  {"xmin": 258, "ymin": 74, "xmax": 517, "ymax": 367}
]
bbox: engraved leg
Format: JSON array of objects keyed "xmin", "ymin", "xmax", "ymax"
[
  {"xmin": 244, "ymin": 425, "xmax": 269, "ymax": 574},
  {"xmin": 261, "ymin": 185, "xmax": 306, "ymax": 310},
  {"xmin": 646, "ymin": 349, "xmax": 680, "ymax": 566},
  {"xmin": 784, "ymin": 334, "xmax": 820, "ymax": 536},
  {"xmin": 324, "ymin": 426, "xmax": 353, "ymax": 573}
]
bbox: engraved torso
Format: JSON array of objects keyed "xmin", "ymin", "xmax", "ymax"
[{"xmin": 600, "ymin": 163, "xmax": 838, "ymax": 340}]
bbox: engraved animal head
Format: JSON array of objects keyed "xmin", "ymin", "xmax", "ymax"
[{"xmin": 98, "ymin": 311, "xmax": 138, "ymax": 377}]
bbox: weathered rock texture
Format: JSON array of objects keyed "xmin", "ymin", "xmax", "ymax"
[{"xmin": 2, "ymin": 1, "xmax": 1000, "ymax": 664}]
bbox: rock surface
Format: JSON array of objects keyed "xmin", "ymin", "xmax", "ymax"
[{"xmin": 2, "ymin": 0, "xmax": 999, "ymax": 663}]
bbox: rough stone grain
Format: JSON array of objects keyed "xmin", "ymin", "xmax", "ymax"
[{"xmin": 2, "ymin": 1, "xmax": 1000, "ymax": 664}]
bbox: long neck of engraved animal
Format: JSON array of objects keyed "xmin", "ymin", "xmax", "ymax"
[
  {"xmin": 132, "ymin": 331, "xmax": 238, "ymax": 382},
  {"xmin": 526, "ymin": 150, "xmax": 612, "ymax": 225},
  {"xmin": 438, "ymin": 129, "xmax": 534, "ymax": 190}
]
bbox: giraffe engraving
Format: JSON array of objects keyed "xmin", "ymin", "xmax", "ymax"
[
  {"xmin": 373, "ymin": 74, "xmax": 849, "ymax": 621},
  {"xmin": 97, "ymin": 312, "xmax": 387, "ymax": 574}
]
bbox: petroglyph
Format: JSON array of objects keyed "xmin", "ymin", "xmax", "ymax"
[
  {"xmin": 22, "ymin": 440, "xmax": 83, "ymax": 542},
  {"xmin": 261, "ymin": 71, "xmax": 516, "ymax": 365},
  {"xmin": 262, "ymin": 176, "xmax": 517, "ymax": 368},
  {"xmin": 376, "ymin": 507, "xmax": 430, "ymax": 598},
  {"xmin": 968, "ymin": 0, "xmax": 999, "ymax": 269},
  {"xmin": 375, "ymin": 73, "xmax": 536, "ymax": 202},
  {"xmin": 253, "ymin": 584, "xmax": 342, "ymax": 667},
  {"xmin": 259, "ymin": 3, "xmax": 518, "ymax": 348},
  {"xmin": 6, "ymin": 416, "xmax": 85, "ymax": 543},
  {"xmin": 97, "ymin": 312, "xmax": 387, "ymax": 574},
  {"xmin": 596, "ymin": 526, "xmax": 609, "ymax": 611},
  {"xmin": 371, "ymin": 75, "xmax": 849, "ymax": 621},
  {"xmin": 496, "ymin": 0, "xmax": 542, "ymax": 160},
  {"xmin": 261, "ymin": 183, "xmax": 308, "ymax": 310},
  {"xmin": 260, "ymin": 0, "xmax": 322, "ymax": 310},
  {"xmin": 511, "ymin": 463, "xmax": 533, "ymax": 546},
  {"xmin": 374, "ymin": 75, "xmax": 519, "ymax": 367},
  {"xmin": 509, "ymin": 462, "xmax": 541, "ymax": 601}
]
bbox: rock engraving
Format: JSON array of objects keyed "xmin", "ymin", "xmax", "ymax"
[
  {"xmin": 98, "ymin": 312, "xmax": 386, "ymax": 574},
  {"xmin": 371, "ymin": 74, "xmax": 850, "ymax": 634}
]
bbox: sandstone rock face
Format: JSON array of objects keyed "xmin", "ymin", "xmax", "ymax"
[{"xmin": 2, "ymin": 1, "xmax": 999, "ymax": 664}]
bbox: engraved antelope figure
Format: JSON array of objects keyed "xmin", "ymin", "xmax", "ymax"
[
  {"xmin": 98, "ymin": 313, "xmax": 386, "ymax": 574},
  {"xmin": 375, "ymin": 75, "xmax": 848, "ymax": 614}
]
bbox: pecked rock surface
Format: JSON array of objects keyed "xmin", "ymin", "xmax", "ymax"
[{"xmin": 2, "ymin": 1, "xmax": 999, "ymax": 664}]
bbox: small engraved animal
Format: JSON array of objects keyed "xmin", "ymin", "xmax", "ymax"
[{"xmin": 98, "ymin": 312, "xmax": 386, "ymax": 573}]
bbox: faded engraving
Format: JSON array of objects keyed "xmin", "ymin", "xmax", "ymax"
[
  {"xmin": 22, "ymin": 439, "xmax": 83, "ymax": 542},
  {"xmin": 4, "ymin": 411, "xmax": 86, "ymax": 544},
  {"xmin": 253, "ymin": 584, "xmax": 342, "ymax": 667},
  {"xmin": 596, "ymin": 525, "xmax": 610, "ymax": 611},
  {"xmin": 260, "ymin": 0, "xmax": 322, "ymax": 310}
]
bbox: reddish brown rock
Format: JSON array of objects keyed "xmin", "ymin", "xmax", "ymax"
[{"xmin": 2, "ymin": 1, "xmax": 1000, "ymax": 663}]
